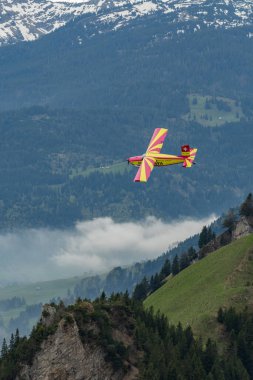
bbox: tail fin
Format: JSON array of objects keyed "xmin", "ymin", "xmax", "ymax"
[
  {"xmin": 181, "ymin": 145, "xmax": 191, "ymax": 157},
  {"xmin": 183, "ymin": 148, "xmax": 197, "ymax": 168}
]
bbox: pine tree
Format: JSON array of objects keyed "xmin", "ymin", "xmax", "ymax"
[
  {"xmin": 133, "ymin": 277, "xmax": 149, "ymax": 301},
  {"xmin": 150, "ymin": 273, "xmax": 163, "ymax": 292},
  {"xmin": 223, "ymin": 209, "xmax": 237, "ymax": 232},
  {"xmin": 160, "ymin": 259, "xmax": 171, "ymax": 278},
  {"xmin": 199, "ymin": 226, "xmax": 215, "ymax": 248},
  {"xmin": 210, "ymin": 360, "xmax": 225, "ymax": 380},
  {"xmin": 217, "ymin": 307, "xmax": 224, "ymax": 323},
  {"xmin": 240, "ymin": 193, "xmax": 253, "ymax": 217},
  {"xmin": 188, "ymin": 246, "xmax": 197, "ymax": 261},
  {"xmin": 198, "ymin": 226, "xmax": 208, "ymax": 248},
  {"xmin": 1, "ymin": 338, "xmax": 8, "ymax": 358},
  {"xmin": 224, "ymin": 356, "xmax": 249, "ymax": 380},
  {"xmin": 203, "ymin": 339, "xmax": 218, "ymax": 373},
  {"xmin": 172, "ymin": 255, "xmax": 179, "ymax": 276},
  {"xmin": 100, "ymin": 291, "xmax": 106, "ymax": 301},
  {"xmin": 9, "ymin": 333, "xmax": 15, "ymax": 351},
  {"xmin": 189, "ymin": 352, "xmax": 207, "ymax": 380},
  {"xmin": 179, "ymin": 253, "xmax": 190, "ymax": 271},
  {"xmin": 14, "ymin": 329, "xmax": 20, "ymax": 345}
]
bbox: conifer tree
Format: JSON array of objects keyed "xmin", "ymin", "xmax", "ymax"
[
  {"xmin": 210, "ymin": 360, "xmax": 225, "ymax": 380},
  {"xmin": 15, "ymin": 328, "xmax": 20, "ymax": 346},
  {"xmin": 217, "ymin": 307, "xmax": 224, "ymax": 323},
  {"xmin": 172, "ymin": 255, "xmax": 179, "ymax": 275},
  {"xmin": 152, "ymin": 273, "xmax": 161, "ymax": 291},
  {"xmin": 198, "ymin": 226, "xmax": 208, "ymax": 248},
  {"xmin": 199, "ymin": 225, "xmax": 215, "ymax": 248},
  {"xmin": 188, "ymin": 246, "xmax": 197, "ymax": 261},
  {"xmin": 223, "ymin": 209, "xmax": 237, "ymax": 232},
  {"xmin": 240, "ymin": 193, "xmax": 253, "ymax": 217},
  {"xmin": 160, "ymin": 259, "xmax": 171, "ymax": 278},
  {"xmin": 179, "ymin": 253, "xmax": 190, "ymax": 271},
  {"xmin": 203, "ymin": 338, "xmax": 218, "ymax": 373},
  {"xmin": 100, "ymin": 291, "xmax": 106, "ymax": 301},
  {"xmin": 1, "ymin": 338, "xmax": 8, "ymax": 358},
  {"xmin": 9, "ymin": 333, "xmax": 15, "ymax": 351},
  {"xmin": 133, "ymin": 277, "xmax": 149, "ymax": 301}
]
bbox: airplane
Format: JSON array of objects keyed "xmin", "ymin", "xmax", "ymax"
[{"xmin": 128, "ymin": 128, "xmax": 197, "ymax": 182}]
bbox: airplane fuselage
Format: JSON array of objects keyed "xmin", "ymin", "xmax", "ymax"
[{"xmin": 128, "ymin": 153, "xmax": 185, "ymax": 167}]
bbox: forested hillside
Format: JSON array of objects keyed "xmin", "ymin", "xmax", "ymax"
[
  {"xmin": 0, "ymin": 15, "xmax": 252, "ymax": 227},
  {"xmin": 0, "ymin": 295, "xmax": 251, "ymax": 380},
  {"xmin": 1, "ymin": 19, "xmax": 253, "ymax": 112},
  {"xmin": 0, "ymin": 106, "xmax": 251, "ymax": 228}
]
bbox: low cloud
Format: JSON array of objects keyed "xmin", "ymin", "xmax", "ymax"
[{"xmin": 0, "ymin": 215, "xmax": 216, "ymax": 284}]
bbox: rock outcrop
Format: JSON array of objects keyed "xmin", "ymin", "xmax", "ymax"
[
  {"xmin": 18, "ymin": 320, "xmax": 117, "ymax": 380},
  {"xmin": 199, "ymin": 216, "xmax": 253, "ymax": 258},
  {"xmin": 232, "ymin": 216, "xmax": 253, "ymax": 241},
  {"xmin": 16, "ymin": 302, "xmax": 139, "ymax": 380}
]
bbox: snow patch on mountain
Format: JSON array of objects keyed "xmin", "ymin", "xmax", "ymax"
[{"xmin": 0, "ymin": 0, "xmax": 253, "ymax": 46}]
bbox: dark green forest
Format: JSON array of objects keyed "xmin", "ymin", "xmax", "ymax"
[
  {"xmin": 0, "ymin": 107, "xmax": 252, "ymax": 229},
  {"xmin": 1, "ymin": 18, "xmax": 253, "ymax": 112},
  {"xmin": 0, "ymin": 18, "xmax": 252, "ymax": 228}
]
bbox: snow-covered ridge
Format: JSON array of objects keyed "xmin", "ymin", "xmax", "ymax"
[{"xmin": 0, "ymin": 0, "xmax": 253, "ymax": 46}]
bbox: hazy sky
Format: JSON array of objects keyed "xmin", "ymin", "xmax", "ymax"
[{"xmin": 0, "ymin": 215, "xmax": 216, "ymax": 284}]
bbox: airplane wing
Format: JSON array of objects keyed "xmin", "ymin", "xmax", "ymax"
[
  {"xmin": 146, "ymin": 128, "xmax": 168, "ymax": 155},
  {"xmin": 134, "ymin": 156, "xmax": 156, "ymax": 182}
]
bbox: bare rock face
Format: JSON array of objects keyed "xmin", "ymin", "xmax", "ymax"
[
  {"xmin": 232, "ymin": 216, "xmax": 253, "ymax": 241},
  {"xmin": 41, "ymin": 304, "xmax": 57, "ymax": 327},
  {"xmin": 16, "ymin": 301, "xmax": 139, "ymax": 380},
  {"xmin": 17, "ymin": 318, "xmax": 120, "ymax": 380}
]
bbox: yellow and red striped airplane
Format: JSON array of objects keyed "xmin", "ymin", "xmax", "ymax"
[{"xmin": 128, "ymin": 128, "xmax": 197, "ymax": 182}]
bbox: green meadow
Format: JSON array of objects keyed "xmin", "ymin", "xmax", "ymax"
[
  {"xmin": 0, "ymin": 276, "xmax": 81, "ymax": 326},
  {"xmin": 70, "ymin": 161, "xmax": 130, "ymax": 179},
  {"xmin": 184, "ymin": 94, "xmax": 246, "ymax": 127},
  {"xmin": 145, "ymin": 234, "xmax": 253, "ymax": 342},
  {"xmin": 0, "ymin": 276, "xmax": 81, "ymax": 305}
]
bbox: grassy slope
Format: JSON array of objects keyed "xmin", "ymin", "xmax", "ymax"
[{"xmin": 145, "ymin": 234, "xmax": 253, "ymax": 341}]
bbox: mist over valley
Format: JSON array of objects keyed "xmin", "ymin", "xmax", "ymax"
[{"xmin": 0, "ymin": 215, "xmax": 215, "ymax": 284}]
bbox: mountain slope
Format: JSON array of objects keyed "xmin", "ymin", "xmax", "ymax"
[
  {"xmin": 1, "ymin": 13, "xmax": 253, "ymax": 112},
  {"xmin": 1, "ymin": 296, "xmax": 250, "ymax": 380},
  {"xmin": 0, "ymin": 2, "xmax": 253, "ymax": 227},
  {"xmin": 144, "ymin": 233, "xmax": 253, "ymax": 340},
  {"xmin": 1, "ymin": 0, "xmax": 253, "ymax": 46}
]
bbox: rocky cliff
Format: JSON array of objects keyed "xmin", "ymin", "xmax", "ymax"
[
  {"xmin": 16, "ymin": 301, "xmax": 139, "ymax": 380},
  {"xmin": 200, "ymin": 216, "xmax": 253, "ymax": 258},
  {"xmin": 232, "ymin": 216, "xmax": 253, "ymax": 240}
]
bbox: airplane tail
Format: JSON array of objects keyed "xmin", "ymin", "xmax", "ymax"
[{"xmin": 181, "ymin": 146, "xmax": 197, "ymax": 168}]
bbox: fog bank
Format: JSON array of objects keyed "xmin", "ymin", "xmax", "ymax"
[{"xmin": 0, "ymin": 215, "xmax": 216, "ymax": 284}]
